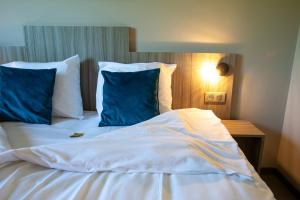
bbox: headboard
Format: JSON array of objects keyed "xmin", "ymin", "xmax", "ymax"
[{"xmin": 0, "ymin": 26, "xmax": 239, "ymax": 119}]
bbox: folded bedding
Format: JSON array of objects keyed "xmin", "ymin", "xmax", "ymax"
[
  {"xmin": 1, "ymin": 109, "xmax": 251, "ymax": 177},
  {"xmin": 0, "ymin": 108, "xmax": 274, "ymax": 200}
]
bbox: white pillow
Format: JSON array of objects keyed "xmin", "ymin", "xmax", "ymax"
[
  {"xmin": 96, "ymin": 62, "xmax": 177, "ymax": 116},
  {"xmin": 3, "ymin": 55, "xmax": 84, "ymax": 119}
]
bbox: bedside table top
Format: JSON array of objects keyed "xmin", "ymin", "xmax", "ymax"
[{"xmin": 222, "ymin": 120, "xmax": 265, "ymax": 137}]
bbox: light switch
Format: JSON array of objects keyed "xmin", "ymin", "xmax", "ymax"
[{"xmin": 204, "ymin": 92, "xmax": 226, "ymax": 104}]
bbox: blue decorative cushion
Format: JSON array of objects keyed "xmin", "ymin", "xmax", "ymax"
[
  {"xmin": 0, "ymin": 66, "xmax": 56, "ymax": 124},
  {"xmin": 99, "ymin": 69, "xmax": 160, "ymax": 126}
]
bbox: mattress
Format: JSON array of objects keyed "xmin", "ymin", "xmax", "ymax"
[{"xmin": 0, "ymin": 109, "xmax": 275, "ymax": 200}]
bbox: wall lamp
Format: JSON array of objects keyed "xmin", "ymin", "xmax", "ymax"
[
  {"xmin": 200, "ymin": 61, "xmax": 230, "ymax": 83},
  {"xmin": 216, "ymin": 62, "xmax": 230, "ymax": 76}
]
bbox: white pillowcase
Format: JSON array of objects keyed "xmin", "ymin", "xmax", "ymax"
[
  {"xmin": 96, "ymin": 62, "xmax": 177, "ymax": 116},
  {"xmin": 3, "ymin": 55, "xmax": 84, "ymax": 119}
]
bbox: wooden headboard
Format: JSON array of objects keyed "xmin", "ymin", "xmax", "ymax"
[{"xmin": 0, "ymin": 26, "xmax": 238, "ymax": 119}]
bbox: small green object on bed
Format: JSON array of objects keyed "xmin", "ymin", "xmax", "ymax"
[{"xmin": 70, "ymin": 132, "xmax": 84, "ymax": 138}]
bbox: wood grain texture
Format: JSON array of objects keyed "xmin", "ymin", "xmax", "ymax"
[
  {"xmin": 129, "ymin": 52, "xmax": 236, "ymax": 118},
  {"xmin": 222, "ymin": 120, "xmax": 265, "ymax": 172},
  {"xmin": 0, "ymin": 47, "xmax": 27, "ymax": 63},
  {"xmin": 0, "ymin": 26, "xmax": 238, "ymax": 119},
  {"xmin": 129, "ymin": 52, "xmax": 193, "ymax": 109},
  {"xmin": 222, "ymin": 120, "xmax": 265, "ymax": 137},
  {"xmin": 24, "ymin": 26, "xmax": 129, "ymax": 110},
  {"xmin": 191, "ymin": 53, "xmax": 236, "ymax": 118}
]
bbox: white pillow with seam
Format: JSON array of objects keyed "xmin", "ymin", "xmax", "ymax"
[
  {"xmin": 96, "ymin": 62, "xmax": 177, "ymax": 117},
  {"xmin": 3, "ymin": 55, "xmax": 84, "ymax": 119}
]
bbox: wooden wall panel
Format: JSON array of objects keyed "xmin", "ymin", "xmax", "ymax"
[
  {"xmin": 24, "ymin": 26, "xmax": 129, "ymax": 62},
  {"xmin": 190, "ymin": 53, "xmax": 236, "ymax": 119},
  {"xmin": 24, "ymin": 26, "xmax": 129, "ymax": 110},
  {"xmin": 171, "ymin": 53, "xmax": 193, "ymax": 109},
  {"xmin": 0, "ymin": 47, "xmax": 27, "ymax": 63},
  {"xmin": 129, "ymin": 52, "xmax": 193, "ymax": 109},
  {"xmin": 129, "ymin": 52, "xmax": 235, "ymax": 118},
  {"xmin": 0, "ymin": 26, "xmax": 238, "ymax": 119}
]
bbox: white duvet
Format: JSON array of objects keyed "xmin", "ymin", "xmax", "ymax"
[{"xmin": 0, "ymin": 109, "xmax": 274, "ymax": 200}]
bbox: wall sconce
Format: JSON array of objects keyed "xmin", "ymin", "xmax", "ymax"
[
  {"xmin": 200, "ymin": 61, "xmax": 230, "ymax": 83},
  {"xmin": 216, "ymin": 62, "xmax": 230, "ymax": 76}
]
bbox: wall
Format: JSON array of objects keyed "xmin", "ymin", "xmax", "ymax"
[
  {"xmin": 277, "ymin": 29, "xmax": 300, "ymax": 189},
  {"xmin": 0, "ymin": 0, "xmax": 300, "ymax": 166}
]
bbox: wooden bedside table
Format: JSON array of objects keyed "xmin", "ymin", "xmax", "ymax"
[{"xmin": 222, "ymin": 120, "xmax": 265, "ymax": 173}]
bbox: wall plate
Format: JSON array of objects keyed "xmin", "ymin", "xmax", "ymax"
[{"xmin": 204, "ymin": 92, "xmax": 226, "ymax": 104}]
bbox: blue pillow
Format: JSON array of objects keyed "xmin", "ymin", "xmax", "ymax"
[
  {"xmin": 99, "ymin": 69, "xmax": 160, "ymax": 126},
  {"xmin": 0, "ymin": 66, "xmax": 56, "ymax": 124}
]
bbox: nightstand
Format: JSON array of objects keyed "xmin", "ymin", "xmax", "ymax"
[{"xmin": 222, "ymin": 120, "xmax": 265, "ymax": 173}]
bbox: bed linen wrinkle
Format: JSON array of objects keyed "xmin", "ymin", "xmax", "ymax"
[
  {"xmin": 157, "ymin": 173, "xmax": 165, "ymax": 200},
  {"xmin": 38, "ymin": 172, "xmax": 95, "ymax": 200},
  {"xmin": 0, "ymin": 162, "xmax": 25, "ymax": 191},
  {"xmin": 0, "ymin": 109, "xmax": 252, "ymax": 179},
  {"xmin": 28, "ymin": 171, "xmax": 76, "ymax": 199},
  {"xmin": 0, "ymin": 162, "xmax": 56, "ymax": 199},
  {"xmin": 49, "ymin": 172, "xmax": 111, "ymax": 200},
  {"xmin": 67, "ymin": 173, "xmax": 98, "ymax": 200},
  {"xmin": 0, "ymin": 109, "xmax": 275, "ymax": 200},
  {"xmin": 0, "ymin": 165, "xmax": 275, "ymax": 200},
  {"xmin": 17, "ymin": 169, "xmax": 61, "ymax": 200}
]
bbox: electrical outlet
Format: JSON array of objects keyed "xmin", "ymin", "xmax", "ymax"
[{"xmin": 204, "ymin": 92, "xmax": 226, "ymax": 104}]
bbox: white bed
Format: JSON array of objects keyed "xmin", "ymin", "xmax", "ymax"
[{"xmin": 0, "ymin": 109, "xmax": 274, "ymax": 200}]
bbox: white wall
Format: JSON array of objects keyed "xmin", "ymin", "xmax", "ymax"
[
  {"xmin": 1, "ymin": 0, "xmax": 300, "ymax": 166},
  {"xmin": 277, "ymin": 29, "xmax": 300, "ymax": 189}
]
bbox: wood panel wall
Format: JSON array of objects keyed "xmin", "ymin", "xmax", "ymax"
[{"xmin": 0, "ymin": 26, "xmax": 238, "ymax": 119}]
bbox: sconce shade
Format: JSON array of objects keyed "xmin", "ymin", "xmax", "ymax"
[{"xmin": 216, "ymin": 63, "xmax": 230, "ymax": 76}]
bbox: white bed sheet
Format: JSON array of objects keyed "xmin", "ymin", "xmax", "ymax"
[
  {"xmin": 0, "ymin": 109, "xmax": 275, "ymax": 200},
  {"xmin": 1, "ymin": 111, "xmax": 122, "ymax": 149}
]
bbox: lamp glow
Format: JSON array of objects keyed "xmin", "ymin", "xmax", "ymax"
[{"xmin": 200, "ymin": 61, "xmax": 221, "ymax": 83}]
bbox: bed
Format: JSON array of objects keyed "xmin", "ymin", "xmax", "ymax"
[
  {"xmin": 0, "ymin": 26, "xmax": 274, "ymax": 200},
  {"xmin": 0, "ymin": 109, "xmax": 274, "ymax": 199}
]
